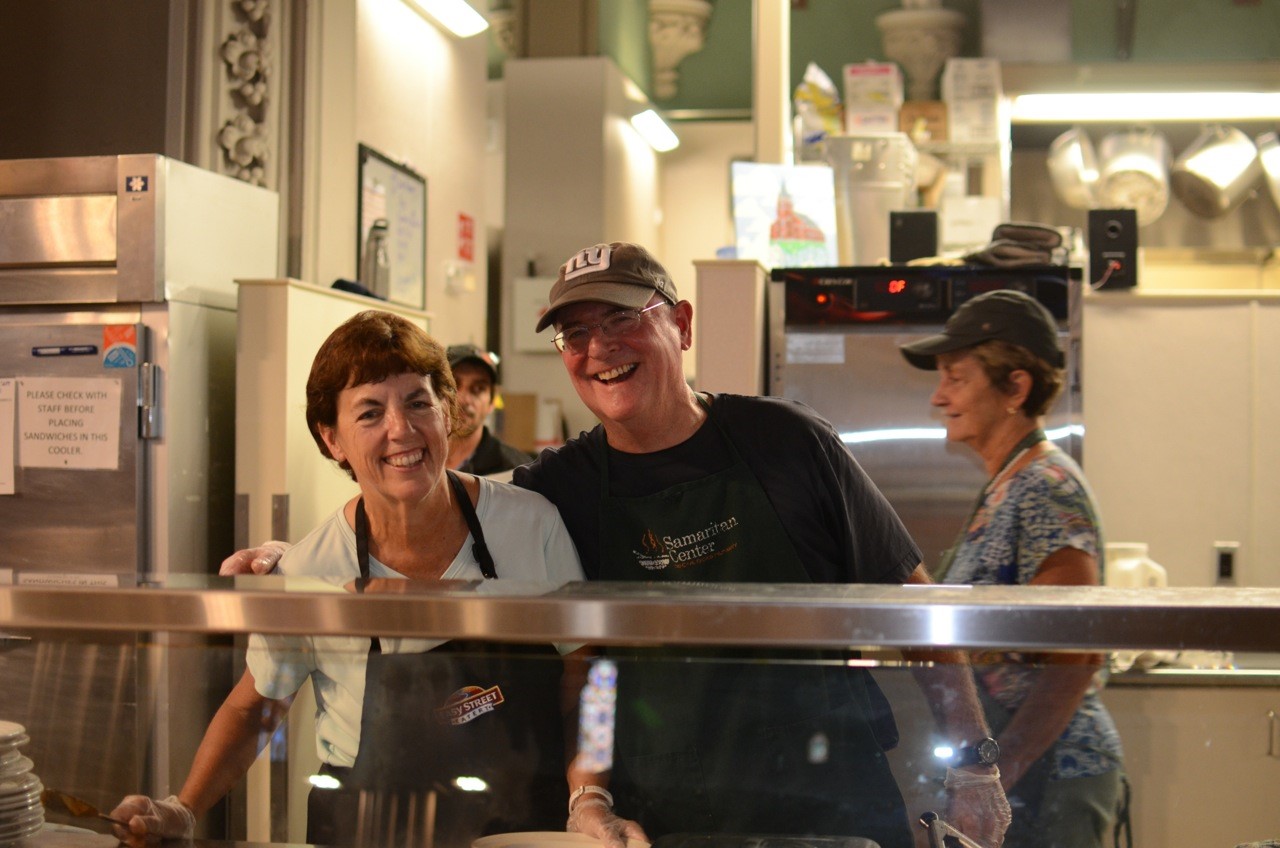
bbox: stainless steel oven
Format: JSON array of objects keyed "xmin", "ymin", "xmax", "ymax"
[{"xmin": 768, "ymin": 265, "xmax": 1082, "ymax": 572}]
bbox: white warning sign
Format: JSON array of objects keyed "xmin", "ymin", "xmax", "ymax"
[{"xmin": 17, "ymin": 377, "xmax": 122, "ymax": 470}]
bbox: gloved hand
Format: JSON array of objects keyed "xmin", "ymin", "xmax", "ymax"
[
  {"xmin": 110, "ymin": 794, "xmax": 195, "ymax": 847},
  {"xmin": 219, "ymin": 540, "xmax": 290, "ymax": 575},
  {"xmin": 566, "ymin": 796, "xmax": 648, "ymax": 848},
  {"xmin": 944, "ymin": 766, "xmax": 1012, "ymax": 848}
]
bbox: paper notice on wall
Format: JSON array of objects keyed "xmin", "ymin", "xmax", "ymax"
[
  {"xmin": 17, "ymin": 376, "xmax": 122, "ymax": 470},
  {"xmin": 0, "ymin": 380, "xmax": 14, "ymax": 494}
]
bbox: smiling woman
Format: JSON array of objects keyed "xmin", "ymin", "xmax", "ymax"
[{"xmin": 110, "ymin": 310, "xmax": 586, "ymax": 848}]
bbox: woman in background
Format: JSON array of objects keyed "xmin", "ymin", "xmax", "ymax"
[{"xmin": 900, "ymin": 290, "xmax": 1124, "ymax": 848}]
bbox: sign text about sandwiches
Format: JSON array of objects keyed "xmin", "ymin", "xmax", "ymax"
[{"xmin": 18, "ymin": 377, "xmax": 122, "ymax": 470}]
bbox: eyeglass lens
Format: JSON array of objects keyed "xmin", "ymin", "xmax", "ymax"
[{"xmin": 554, "ymin": 303, "xmax": 664, "ymax": 353}]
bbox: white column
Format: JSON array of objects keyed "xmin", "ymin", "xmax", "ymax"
[{"xmin": 753, "ymin": 0, "xmax": 790, "ymax": 165}]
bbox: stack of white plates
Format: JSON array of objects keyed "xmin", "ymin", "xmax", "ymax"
[{"xmin": 0, "ymin": 721, "xmax": 43, "ymax": 846}]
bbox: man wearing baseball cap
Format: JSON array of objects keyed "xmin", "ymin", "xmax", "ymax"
[
  {"xmin": 515, "ymin": 242, "xmax": 1011, "ymax": 848},
  {"xmin": 445, "ymin": 343, "xmax": 534, "ymax": 477}
]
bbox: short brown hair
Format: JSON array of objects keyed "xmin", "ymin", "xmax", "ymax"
[
  {"xmin": 969, "ymin": 339, "xmax": 1064, "ymax": 418},
  {"xmin": 305, "ymin": 311, "xmax": 458, "ymax": 479}
]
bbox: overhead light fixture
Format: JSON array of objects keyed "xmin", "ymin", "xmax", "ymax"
[
  {"xmin": 1011, "ymin": 92, "xmax": 1280, "ymax": 123},
  {"xmin": 631, "ymin": 109, "xmax": 680, "ymax": 152},
  {"xmin": 404, "ymin": 0, "xmax": 489, "ymax": 38}
]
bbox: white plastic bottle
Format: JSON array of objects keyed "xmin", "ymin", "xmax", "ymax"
[{"xmin": 1104, "ymin": 542, "xmax": 1169, "ymax": 588}]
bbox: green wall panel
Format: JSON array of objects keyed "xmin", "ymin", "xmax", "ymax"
[{"xmin": 490, "ymin": 1, "xmax": 1280, "ymax": 113}]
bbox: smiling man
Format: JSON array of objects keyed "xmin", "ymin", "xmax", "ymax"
[{"xmin": 513, "ymin": 242, "xmax": 1012, "ymax": 848}]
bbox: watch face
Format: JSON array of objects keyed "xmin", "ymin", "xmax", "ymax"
[{"xmin": 976, "ymin": 737, "xmax": 1000, "ymax": 764}]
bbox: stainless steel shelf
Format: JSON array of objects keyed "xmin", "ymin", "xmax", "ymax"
[{"xmin": 2, "ymin": 579, "xmax": 1280, "ymax": 653}]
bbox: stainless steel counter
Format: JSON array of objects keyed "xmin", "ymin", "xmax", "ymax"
[
  {"xmin": 1111, "ymin": 666, "xmax": 1280, "ymax": 687},
  {"xmin": 5, "ymin": 578, "xmax": 1279, "ymax": 848},
  {"xmin": 2, "ymin": 577, "xmax": 1279, "ymax": 654}
]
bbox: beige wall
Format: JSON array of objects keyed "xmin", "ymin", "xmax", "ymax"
[
  {"xmin": 305, "ymin": 0, "xmax": 490, "ymax": 347},
  {"xmin": 658, "ymin": 120, "xmax": 755, "ymax": 384},
  {"xmin": 498, "ymin": 57, "xmax": 660, "ymax": 436}
]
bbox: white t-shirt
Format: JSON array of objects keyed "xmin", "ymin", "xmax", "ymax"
[{"xmin": 244, "ymin": 476, "xmax": 584, "ymax": 767}]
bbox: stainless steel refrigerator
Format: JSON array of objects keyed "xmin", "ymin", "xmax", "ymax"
[
  {"xmin": 769, "ymin": 265, "xmax": 1082, "ymax": 572},
  {"xmin": 0, "ymin": 154, "xmax": 278, "ymax": 819}
]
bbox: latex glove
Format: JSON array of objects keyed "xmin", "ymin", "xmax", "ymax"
[
  {"xmin": 567, "ymin": 798, "xmax": 649, "ymax": 848},
  {"xmin": 944, "ymin": 767, "xmax": 1012, "ymax": 848},
  {"xmin": 110, "ymin": 794, "xmax": 195, "ymax": 847},
  {"xmin": 219, "ymin": 540, "xmax": 290, "ymax": 576}
]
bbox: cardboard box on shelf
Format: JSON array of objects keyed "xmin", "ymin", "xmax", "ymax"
[
  {"xmin": 900, "ymin": 101, "xmax": 948, "ymax": 143},
  {"xmin": 842, "ymin": 62, "xmax": 903, "ymax": 134},
  {"xmin": 942, "ymin": 58, "xmax": 1002, "ymax": 143},
  {"xmin": 940, "ymin": 195, "xmax": 1002, "ymax": 255},
  {"xmin": 497, "ymin": 392, "xmax": 537, "ymax": 455}
]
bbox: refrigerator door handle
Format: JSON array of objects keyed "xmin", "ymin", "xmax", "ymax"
[{"xmin": 139, "ymin": 362, "xmax": 161, "ymax": 439}]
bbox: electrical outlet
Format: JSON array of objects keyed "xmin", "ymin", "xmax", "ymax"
[{"xmin": 1213, "ymin": 541, "xmax": 1240, "ymax": 585}]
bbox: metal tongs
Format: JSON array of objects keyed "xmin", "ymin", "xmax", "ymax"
[{"xmin": 919, "ymin": 811, "xmax": 986, "ymax": 848}]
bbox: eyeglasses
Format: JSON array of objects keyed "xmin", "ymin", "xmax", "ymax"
[{"xmin": 551, "ymin": 302, "xmax": 669, "ymax": 354}]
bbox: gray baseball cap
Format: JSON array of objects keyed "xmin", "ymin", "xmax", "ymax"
[
  {"xmin": 536, "ymin": 242, "xmax": 679, "ymax": 332},
  {"xmin": 446, "ymin": 344, "xmax": 499, "ymax": 382},
  {"xmin": 900, "ymin": 289, "xmax": 1064, "ymax": 370}
]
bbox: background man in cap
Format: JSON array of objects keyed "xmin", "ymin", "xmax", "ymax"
[
  {"xmin": 518, "ymin": 242, "xmax": 1011, "ymax": 848},
  {"xmin": 446, "ymin": 343, "xmax": 534, "ymax": 476}
]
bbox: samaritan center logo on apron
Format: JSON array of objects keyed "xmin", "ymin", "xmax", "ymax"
[
  {"xmin": 631, "ymin": 516, "xmax": 741, "ymax": 571},
  {"xmin": 437, "ymin": 684, "xmax": 505, "ymax": 726}
]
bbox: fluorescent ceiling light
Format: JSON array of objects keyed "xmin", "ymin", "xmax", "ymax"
[
  {"xmin": 405, "ymin": 0, "xmax": 489, "ymax": 37},
  {"xmin": 631, "ymin": 109, "xmax": 680, "ymax": 152},
  {"xmin": 1011, "ymin": 92, "xmax": 1280, "ymax": 123}
]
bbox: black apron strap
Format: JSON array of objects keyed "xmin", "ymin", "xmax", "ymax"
[
  {"xmin": 353, "ymin": 498, "xmax": 382, "ymax": 655},
  {"xmin": 446, "ymin": 470, "xmax": 496, "ymax": 579}
]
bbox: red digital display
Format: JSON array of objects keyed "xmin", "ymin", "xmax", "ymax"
[{"xmin": 888, "ymin": 279, "xmax": 906, "ymax": 294}]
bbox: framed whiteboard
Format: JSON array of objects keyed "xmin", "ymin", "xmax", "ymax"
[
  {"xmin": 357, "ymin": 144, "xmax": 427, "ymax": 309},
  {"xmin": 513, "ymin": 276, "xmax": 558, "ymax": 353}
]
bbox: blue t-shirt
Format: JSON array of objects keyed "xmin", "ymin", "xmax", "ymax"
[{"xmin": 945, "ymin": 442, "xmax": 1124, "ymax": 779}]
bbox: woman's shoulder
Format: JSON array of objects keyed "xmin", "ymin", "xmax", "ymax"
[{"xmin": 1017, "ymin": 444, "xmax": 1093, "ymax": 498}]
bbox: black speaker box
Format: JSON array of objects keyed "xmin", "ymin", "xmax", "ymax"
[
  {"xmin": 890, "ymin": 210, "xmax": 938, "ymax": 263},
  {"xmin": 1088, "ymin": 208, "xmax": 1138, "ymax": 290}
]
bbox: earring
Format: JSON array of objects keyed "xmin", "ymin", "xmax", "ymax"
[{"xmin": 1006, "ymin": 406, "xmax": 1018, "ymax": 415}]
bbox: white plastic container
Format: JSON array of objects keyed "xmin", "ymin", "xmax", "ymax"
[{"xmin": 1104, "ymin": 542, "xmax": 1169, "ymax": 588}]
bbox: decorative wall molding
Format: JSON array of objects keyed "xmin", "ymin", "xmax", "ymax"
[
  {"xmin": 487, "ymin": 6, "xmax": 517, "ymax": 57},
  {"xmin": 215, "ymin": 0, "xmax": 278, "ymax": 186},
  {"xmin": 648, "ymin": 0, "xmax": 713, "ymax": 101}
]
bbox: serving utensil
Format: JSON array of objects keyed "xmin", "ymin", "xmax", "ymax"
[
  {"xmin": 39, "ymin": 789, "xmax": 127, "ymax": 826},
  {"xmin": 919, "ymin": 811, "xmax": 986, "ymax": 848}
]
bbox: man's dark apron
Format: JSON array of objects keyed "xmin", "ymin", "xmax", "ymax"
[
  {"xmin": 307, "ymin": 471, "xmax": 567, "ymax": 847},
  {"xmin": 597, "ymin": 400, "xmax": 910, "ymax": 848}
]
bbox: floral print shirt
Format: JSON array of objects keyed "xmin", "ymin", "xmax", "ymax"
[{"xmin": 944, "ymin": 440, "xmax": 1124, "ymax": 779}]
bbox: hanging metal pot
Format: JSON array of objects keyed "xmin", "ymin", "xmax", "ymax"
[
  {"xmin": 1170, "ymin": 125, "xmax": 1263, "ymax": 218},
  {"xmin": 1096, "ymin": 127, "xmax": 1171, "ymax": 226},
  {"xmin": 1256, "ymin": 131, "xmax": 1280, "ymax": 213},
  {"xmin": 1046, "ymin": 127, "xmax": 1099, "ymax": 210}
]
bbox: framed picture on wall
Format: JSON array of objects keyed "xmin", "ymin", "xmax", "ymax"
[
  {"xmin": 357, "ymin": 144, "xmax": 427, "ymax": 309},
  {"xmin": 513, "ymin": 276, "xmax": 558, "ymax": 353}
]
